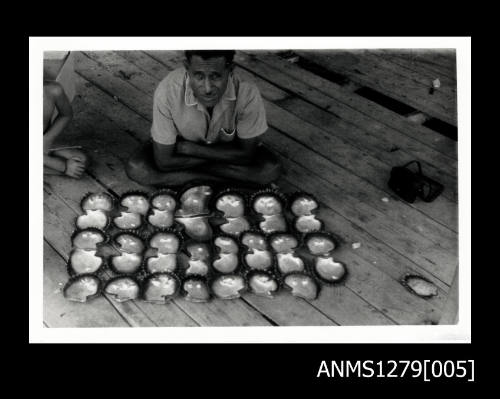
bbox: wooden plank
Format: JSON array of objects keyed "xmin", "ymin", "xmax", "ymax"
[
  {"xmin": 439, "ymin": 267, "xmax": 459, "ymax": 325},
  {"xmin": 71, "ymin": 54, "xmax": 450, "ymax": 326},
  {"xmin": 378, "ymin": 49, "xmax": 457, "ymax": 79},
  {"xmin": 238, "ymin": 51, "xmax": 457, "ymax": 160},
  {"xmin": 293, "ymin": 50, "xmax": 457, "ymax": 126},
  {"xmin": 44, "ymin": 240, "xmax": 129, "ymax": 328},
  {"xmin": 234, "ymin": 52, "xmax": 458, "ymax": 183},
  {"xmin": 72, "ymin": 59, "xmax": 400, "ymax": 326}
]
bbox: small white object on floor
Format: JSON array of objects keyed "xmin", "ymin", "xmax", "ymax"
[
  {"xmin": 381, "ymin": 197, "xmax": 389, "ymax": 202},
  {"xmin": 433, "ymin": 78, "xmax": 441, "ymax": 88},
  {"xmin": 352, "ymin": 242, "xmax": 361, "ymax": 249}
]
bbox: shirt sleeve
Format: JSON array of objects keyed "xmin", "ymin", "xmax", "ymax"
[
  {"xmin": 151, "ymin": 82, "xmax": 178, "ymax": 145},
  {"xmin": 236, "ymin": 84, "xmax": 268, "ymax": 139}
]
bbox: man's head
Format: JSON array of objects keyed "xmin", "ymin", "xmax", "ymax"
[{"xmin": 184, "ymin": 50, "xmax": 236, "ymax": 108}]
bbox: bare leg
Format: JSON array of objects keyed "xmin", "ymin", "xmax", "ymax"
[{"xmin": 126, "ymin": 142, "xmax": 282, "ymax": 188}]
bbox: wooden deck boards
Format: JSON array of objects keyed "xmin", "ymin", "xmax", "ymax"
[{"xmin": 43, "ymin": 49, "xmax": 459, "ymax": 327}]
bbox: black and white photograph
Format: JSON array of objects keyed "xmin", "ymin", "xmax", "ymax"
[{"xmin": 29, "ymin": 37, "xmax": 471, "ymax": 343}]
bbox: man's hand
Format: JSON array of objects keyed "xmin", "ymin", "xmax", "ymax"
[{"xmin": 65, "ymin": 158, "xmax": 85, "ymax": 178}]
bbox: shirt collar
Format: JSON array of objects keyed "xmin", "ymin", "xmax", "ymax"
[{"xmin": 184, "ymin": 71, "xmax": 236, "ymax": 107}]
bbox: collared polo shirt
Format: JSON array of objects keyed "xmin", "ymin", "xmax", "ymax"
[{"xmin": 151, "ymin": 67, "xmax": 268, "ymax": 145}]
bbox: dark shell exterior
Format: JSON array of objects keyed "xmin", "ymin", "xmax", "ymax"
[
  {"xmin": 211, "ymin": 274, "xmax": 247, "ymax": 300},
  {"xmin": 113, "ymin": 211, "xmax": 143, "ymax": 230},
  {"xmin": 293, "ymin": 215, "xmax": 324, "ymax": 234},
  {"xmin": 68, "ymin": 248, "xmax": 105, "ymax": 276},
  {"xmin": 289, "ymin": 192, "xmax": 319, "ymax": 217},
  {"xmin": 269, "ymin": 233, "xmax": 300, "ymax": 253},
  {"xmin": 104, "ymin": 276, "xmax": 140, "ymax": 302},
  {"xmin": 313, "ymin": 256, "xmax": 347, "ymax": 284},
  {"xmin": 63, "ymin": 274, "xmax": 102, "ymax": 302},
  {"xmin": 147, "ymin": 209, "xmax": 175, "ymax": 229},
  {"xmin": 219, "ymin": 216, "xmax": 251, "ymax": 237},
  {"xmin": 142, "ymin": 272, "xmax": 180, "ymax": 303},
  {"xmin": 175, "ymin": 215, "xmax": 213, "ymax": 241},
  {"xmin": 76, "ymin": 209, "xmax": 110, "ymax": 230},
  {"xmin": 304, "ymin": 232, "xmax": 338, "ymax": 256},
  {"xmin": 149, "ymin": 189, "xmax": 177, "ymax": 211},
  {"xmin": 110, "ymin": 252, "xmax": 143, "ymax": 274},
  {"xmin": 148, "ymin": 230, "xmax": 182, "ymax": 254},
  {"xmin": 80, "ymin": 192, "xmax": 115, "ymax": 213},
  {"xmin": 247, "ymin": 271, "xmax": 279, "ymax": 298},
  {"xmin": 71, "ymin": 228, "xmax": 108, "ymax": 250},
  {"xmin": 213, "ymin": 190, "xmax": 247, "ymax": 218},
  {"xmin": 113, "ymin": 232, "xmax": 145, "ymax": 254},
  {"xmin": 250, "ymin": 190, "xmax": 286, "ymax": 216},
  {"xmin": 119, "ymin": 191, "xmax": 150, "ymax": 215},
  {"xmin": 283, "ymin": 273, "xmax": 319, "ymax": 300},
  {"xmin": 175, "ymin": 185, "xmax": 214, "ymax": 217},
  {"xmin": 401, "ymin": 274, "xmax": 438, "ymax": 298},
  {"xmin": 182, "ymin": 276, "xmax": 211, "ymax": 302}
]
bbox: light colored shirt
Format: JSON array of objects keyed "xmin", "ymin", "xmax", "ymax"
[{"xmin": 151, "ymin": 67, "xmax": 268, "ymax": 145}]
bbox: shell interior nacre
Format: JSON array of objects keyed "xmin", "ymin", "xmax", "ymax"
[
  {"xmin": 81, "ymin": 193, "xmax": 114, "ymax": 212},
  {"xmin": 114, "ymin": 212, "xmax": 142, "ymax": 229},
  {"xmin": 211, "ymin": 275, "xmax": 246, "ymax": 299},
  {"xmin": 214, "ymin": 236, "xmax": 239, "ymax": 254},
  {"xmin": 294, "ymin": 215, "xmax": 322, "ymax": 233},
  {"xmin": 284, "ymin": 273, "xmax": 318, "ymax": 300},
  {"xmin": 213, "ymin": 253, "xmax": 239, "ymax": 273},
  {"xmin": 241, "ymin": 233, "xmax": 267, "ymax": 251},
  {"xmin": 176, "ymin": 216, "xmax": 213, "ymax": 241},
  {"xmin": 220, "ymin": 216, "xmax": 250, "ymax": 236},
  {"xmin": 70, "ymin": 249, "xmax": 104, "ymax": 274},
  {"xmin": 76, "ymin": 210, "xmax": 108, "ymax": 230},
  {"xmin": 146, "ymin": 254, "xmax": 177, "ymax": 273},
  {"xmin": 121, "ymin": 194, "xmax": 150, "ymax": 215},
  {"xmin": 270, "ymin": 234, "xmax": 299, "ymax": 253},
  {"xmin": 403, "ymin": 275, "xmax": 438, "ymax": 297},
  {"xmin": 104, "ymin": 277, "xmax": 140, "ymax": 302},
  {"xmin": 290, "ymin": 196, "xmax": 318, "ymax": 216},
  {"xmin": 249, "ymin": 273, "xmax": 278, "ymax": 297},
  {"xmin": 64, "ymin": 275, "xmax": 100, "ymax": 302},
  {"xmin": 151, "ymin": 194, "xmax": 176, "ymax": 211},
  {"xmin": 149, "ymin": 233, "xmax": 180, "ymax": 254},
  {"xmin": 147, "ymin": 209, "xmax": 174, "ymax": 229},
  {"xmin": 315, "ymin": 257, "xmax": 346, "ymax": 283},
  {"xmin": 306, "ymin": 236, "xmax": 336, "ymax": 256},
  {"xmin": 115, "ymin": 234, "xmax": 145, "ymax": 254},
  {"xmin": 111, "ymin": 252, "xmax": 143, "ymax": 274},
  {"xmin": 216, "ymin": 194, "xmax": 246, "ymax": 217},
  {"xmin": 276, "ymin": 253, "xmax": 305, "ymax": 275},
  {"xmin": 252, "ymin": 195, "xmax": 283, "ymax": 215},
  {"xmin": 183, "ymin": 278, "xmax": 210, "ymax": 302},
  {"xmin": 259, "ymin": 214, "xmax": 287, "ymax": 234},
  {"xmin": 176, "ymin": 185, "xmax": 213, "ymax": 216},
  {"xmin": 143, "ymin": 273, "xmax": 179, "ymax": 303},
  {"xmin": 72, "ymin": 229, "xmax": 106, "ymax": 250},
  {"xmin": 245, "ymin": 249, "xmax": 273, "ymax": 270}
]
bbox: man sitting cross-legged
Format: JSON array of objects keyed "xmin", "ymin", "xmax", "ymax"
[{"xmin": 126, "ymin": 50, "xmax": 282, "ymax": 187}]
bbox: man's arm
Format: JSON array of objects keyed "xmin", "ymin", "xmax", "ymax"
[
  {"xmin": 153, "ymin": 141, "xmax": 207, "ymax": 172},
  {"xmin": 43, "ymin": 83, "xmax": 73, "ymax": 154},
  {"xmin": 176, "ymin": 135, "xmax": 260, "ymax": 165}
]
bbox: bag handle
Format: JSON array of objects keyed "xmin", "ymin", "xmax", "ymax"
[{"xmin": 401, "ymin": 160, "xmax": 422, "ymax": 175}]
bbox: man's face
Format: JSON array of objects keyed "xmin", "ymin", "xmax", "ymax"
[{"xmin": 186, "ymin": 55, "xmax": 232, "ymax": 108}]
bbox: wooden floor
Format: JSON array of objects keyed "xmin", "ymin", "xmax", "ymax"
[{"xmin": 43, "ymin": 49, "xmax": 459, "ymax": 327}]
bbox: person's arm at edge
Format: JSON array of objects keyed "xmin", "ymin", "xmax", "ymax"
[
  {"xmin": 153, "ymin": 140, "xmax": 207, "ymax": 172},
  {"xmin": 176, "ymin": 134, "xmax": 260, "ymax": 165}
]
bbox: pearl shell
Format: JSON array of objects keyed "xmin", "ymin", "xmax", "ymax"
[
  {"xmin": 245, "ymin": 249, "xmax": 273, "ymax": 270},
  {"xmin": 81, "ymin": 192, "xmax": 114, "ymax": 212},
  {"xmin": 151, "ymin": 194, "xmax": 176, "ymax": 211},
  {"xmin": 64, "ymin": 275, "xmax": 101, "ymax": 302},
  {"xmin": 115, "ymin": 233, "xmax": 145, "ymax": 254},
  {"xmin": 276, "ymin": 253, "xmax": 305, "ymax": 274},
  {"xmin": 270, "ymin": 234, "xmax": 299, "ymax": 253},
  {"xmin": 183, "ymin": 278, "xmax": 210, "ymax": 302},
  {"xmin": 146, "ymin": 254, "xmax": 177, "ymax": 273},
  {"xmin": 111, "ymin": 252, "xmax": 143, "ymax": 274},
  {"xmin": 294, "ymin": 215, "xmax": 322, "ymax": 233},
  {"xmin": 215, "ymin": 194, "xmax": 246, "ymax": 217},
  {"xmin": 248, "ymin": 273, "xmax": 278, "ymax": 298},
  {"xmin": 176, "ymin": 185, "xmax": 213, "ymax": 217},
  {"xmin": 113, "ymin": 212, "xmax": 142, "ymax": 229},
  {"xmin": 121, "ymin": 194, "xmax": 150, "ymax": 215},
  {"xmin": 252, "ymin": 195, "xmax": 283, "ymax": 215},
  {"xmin": 314, "ymin": 256, "xmax": 346, "ymax": 283},
  {"xmin": 259, "ymin": 214, "xmax": 287, "ymax": 234},
  {"xmin": 147, "ymin": 209, "xmax": 174, "ymax": 229},
  {"xmin": 213, "ymin": 253, "xmax": 239, "ymax": 273},
  {"xmin": 211, "ymin": 274, "xmax": 246, "ymax": 299},
  {"xmin": 306, "ymin": 235, "xmax": 336, "ymax": 255},
  {"xmin": 176, "ymin": 216, "xmax": 213, "ymax": 241},
  {"xmin": 290, "ymin": 196, "xmax": 318, "ymax": 216},
  {"xmin": 149, "ymin": 232, "xmax": 180, "ymax": 254},
  {"xmin": 220, "ymin": 216, "xmax": 250, "ymax": 237},
  {"xmin": 69, "ymin": 249, "xmax": 104, "ymax": 274},
  {"xmin": 76, "ymin": 210, "xmax": 108, "ymax": 230},
  {"xmin": 403, "ymin": 275, "xmax": 438, "ymax": 298},
  {"xmin": 143, "ymin": 273, "xmax": 179, "ymax": 303},
  {"xmin": 72, "ymin": 229, "xmax": 106, "ymax": 250},
  {"xmin": 284, "ymin": 274, "xmax": 318, "ymax": 300},
  {"xmin": 241, "ymin": 232, "xmax": 267, "ymax": 251},
  {"xmin": 214, "ymin": 236, "xmax": 239, "ymax": 254},
  {"xmin": 104, "ymin": 277, "xmax": 140, "ymax": 302}
]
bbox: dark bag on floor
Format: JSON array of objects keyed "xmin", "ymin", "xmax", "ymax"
[{"xmin": 388, "ymin": 161, "xmax": 444, "ymax": 203}]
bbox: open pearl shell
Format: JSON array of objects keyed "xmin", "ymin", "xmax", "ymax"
[
  {"xmin": 252, "ymin": 195, "xmax": 283, "ymax": 215},
  {"xmin": 314, "ymin": 256, "xmax": 346, "ymax": 283},
  {"xmin": 211, "ymin": 274, "xmax": 246, "ymax": 299},
  {"xmin": 147, "ymin": 209, "xmax": 174, "ymax": 229},
  {"xmin": 146, "ymin": 254, "xmax": 177, "ymax": 274},
  {"xmin": 220, "ymin": 216, "xmax": 250, "ymax": 237},
  {"xmin": 241, "ymin": 232, "xmax": 267, "ymax": 251},
  {"xmin": 276, "ymin": 253, "xmax": 305, "ymax": 275},
  {"xmin": 215, "ymin": 194, "xmax": 246, "ymax": 217},
  {"xmin": 151, "ymin": 194, "xmax": 176, "ymax": 211},
  {"xmin": 269, "ymin": 234, "xmax": 299, "ymax": 253},
  {"xmin": 72, "ymin": 229, "xmax": 106, "ymax": 250},
  {"xmin": 64, "ymin": 275, "xmax": 101, "ymax": 302},
  {"xmin": 403, "ymin": 275, "xmax": 438, "ymax": 298},
  {"xmin": 245, "ymin": 250, "xmax": 273, "ymax": 270},
  {"xmin": 69, "ymin": 249, "xmax": 104, "ymax": 274},
  {"xmin": 176, "ymin": 185, "xmax": 213, "ymax": 217},
  {"xmin": 121, "ymin": 194, "xmax": 150, "ymax": 215},
  {"xmin": 143, "ymin": 273, "xmax": 179, "ymax": 303},
  {"xmin": 104, "ymin": 277, "xmax": 140, "ymax": 302},
  {"xmin": 290, "ymin": 196, "xmax": 318, "ymax": 216},
  {"xmin": 248, "ymin": 273, "xmax": 279, "ymax": 298},
  {"xmin": 176, "ymin": 216, "xmax": 213, "ymax": 241},
  {"xmin": 81, "ymin": 192, "xmax": 114, "ymax": 212},
  {"xmin": 259, "ymin": 214, "xmax": 287, "ymax": 234},
  {"xmin": 113, "ymin": 212, "xmax": 142, "ymax": 230},
  {"xmin": 294, "ymin": 215, "xmax": 322, "ymax": 233},
  {"xmin": 305, "ymin": 235, "xmax": 336, "ymax": 255},
  {"xmin": 111, "ymin": 252, "xmax": 142, "ymax": 274},
  {"xmin": 213, "ymin": 253, "xmax": 239, "ymax": 273},
  {"xmin": 149, "ymin": 232, "xmax": 180, "ymax": 254},
  {"xmin": 76, "ymin": 210, "xmax": 108, "ymax": 230},
  {"xmin": 284, "ymin": 273, "xmax": 318, "ymax": 300},
  {"xmin": 214, "ymin": 236, "xmax": 239, "ymax": 254},
  {"xmin": 115, "ymin": 233, "xmax": 144, "ymax": 254},
  {"xmin": 183, "ymin": 278, "xmax": 210, "ymax": 302}
]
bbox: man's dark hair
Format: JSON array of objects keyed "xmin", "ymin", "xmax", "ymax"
[{"xmin": 185, "ymin": 50, "xmax": 236, "ymax": 65}]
